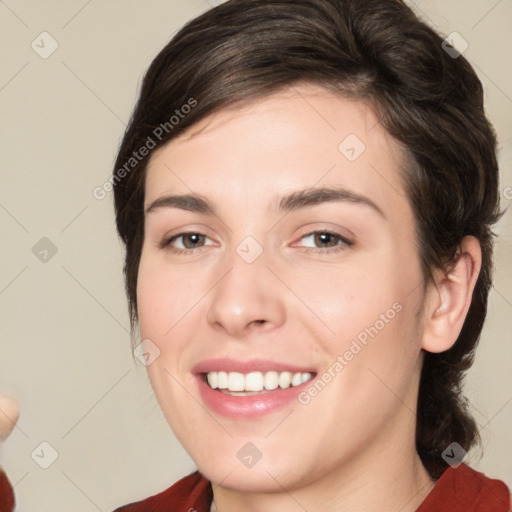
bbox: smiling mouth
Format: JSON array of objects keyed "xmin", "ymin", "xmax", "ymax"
[{"xmin": 202, "ymin": 370, "xmax": 315, "ymax": 396}]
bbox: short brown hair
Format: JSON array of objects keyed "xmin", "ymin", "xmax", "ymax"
[{"xmin": 112, "ymin": 0, "xmax": 502, "ymax": 478}]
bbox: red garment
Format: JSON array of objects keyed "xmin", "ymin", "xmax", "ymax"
[
  {"xmin": 416, "ymin": 464, "xmax": 511, "ymax": 512},
  {"xmin": 114, "ymin": 471, "xmax": 212, "ymax": 512},
  {"xmin": 0, "ymin": 464, "xmax": 509, "ymax": 511},
  {"xmin": 0, "ymin": 469, "xmax": 15, "ymax": 512}
]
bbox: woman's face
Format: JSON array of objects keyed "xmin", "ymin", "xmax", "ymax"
[{"xmin": 137, "ymin": 84, "xmax": 427, "ymax": 491}]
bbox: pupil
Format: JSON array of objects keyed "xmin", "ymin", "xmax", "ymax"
[
  {"xmin": 185, "ymin": 234, "xmax": 201, "ymax": 248},
  {"xmin": 316, "ymin": 233, "xmax": 334, "ymax": 247}
]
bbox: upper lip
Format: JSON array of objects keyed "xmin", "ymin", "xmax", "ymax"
[{"xmin": 192, "ymin": 358, "xmax": 316, "ymax": 375}]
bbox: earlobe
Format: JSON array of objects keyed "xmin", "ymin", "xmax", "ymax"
[{"xmin": 421, "ymin": 236, "xmax": 482, "ymax": 354}]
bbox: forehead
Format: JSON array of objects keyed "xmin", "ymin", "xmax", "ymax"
[{"xmin": 145, "ymin": 84, "xmax": 411, "ymax": 221}]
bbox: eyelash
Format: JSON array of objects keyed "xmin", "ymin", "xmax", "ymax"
[{"xmin": 159, "ymin": 230, "xmax": 354, "ymax": 255}]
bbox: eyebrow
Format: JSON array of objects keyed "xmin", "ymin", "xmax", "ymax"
[{"xmin": 145, "ymin": 186, "xmax": 386, "ymax": 219}]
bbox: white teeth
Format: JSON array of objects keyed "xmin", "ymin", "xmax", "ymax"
[
  {"xmin": 291, "ymin": 372, "xmax": 302, "ymax": 386},
  {"xmin": 217, "ymin": 371, "xmax": 228, "ymax": 390},
  {"xmin": 245, "ymin": 372, "xmax": 264, "ymax": 392},
  {"xmin": 205, "ymin": 370, "xmax": 313, "ymax": 392},
  {"xmin": 264, "ymin": 371, "xmax": 279, "ymax": 390},
  {"xmin": 227, "ymin": 372, "xmax": 245, "ymax": 391},
  {"xmin": 301, "ymin": 372, "xmax": 311, "ymax": 383},
  {"xmin": 207, "ymin": 372, "xmax": 218, "ymax": 389},
  {"xmin": 278, "ymin": 371, "xmax": 292, "ymax": 389}
]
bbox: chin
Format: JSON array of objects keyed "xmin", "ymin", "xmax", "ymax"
[{"xmin": 198, "ymin": 458, "xmax": 301, "ymax": 493}]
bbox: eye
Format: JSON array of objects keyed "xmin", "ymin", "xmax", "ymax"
[
  {"xmin": 160, "ymin": 232, "xmax": 215, "ymax": 253},
  {"xmin": 159, "ymin": 229, "xmax": 353, "ymax": 255},
  {"xmin": 296, "ymin": 230, "xmax": 353, "ymax": 253}
]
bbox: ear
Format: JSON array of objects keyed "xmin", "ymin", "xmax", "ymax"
[{"xmin": 421, "ymin": 236, "xmax": 482, "ymax": 354}]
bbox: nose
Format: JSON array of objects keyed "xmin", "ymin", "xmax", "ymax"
[{"xmin": 206, "ymin": 247, "xmax": 286, "ymax": 338}]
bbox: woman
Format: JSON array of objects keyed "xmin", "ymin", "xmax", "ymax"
[{"xmin": 1, "ymin": 0, "xmax": 510, "ymax": 510}]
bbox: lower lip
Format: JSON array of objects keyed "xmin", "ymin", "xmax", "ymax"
[{"xmin": 195, "ymin": 375, "xmax": 316, "ymax": 419}]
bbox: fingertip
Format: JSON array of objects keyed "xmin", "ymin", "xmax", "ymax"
[{"xmin": 0, "ymin": 394, "xmax": 20, "ymax": 441}]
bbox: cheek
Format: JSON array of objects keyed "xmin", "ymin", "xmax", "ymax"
[
  {"xmin": 136, "ymin": 253, "xmax": 198, "ymax": 339},
  {"xmin": 136, "ymin": 256, "xmax": 201, "ymax": 420},
  {"xmin": 290, "ymin": 249, "xmax": 423, "ymax": 394},
  {"xmin": 289, "ymin": 254, "xmax": 408, "ymax": 340}
]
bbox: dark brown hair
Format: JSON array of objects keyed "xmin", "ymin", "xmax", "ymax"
[{"xmin": 112, "ymin": 0, "xmax": 502, "ymax": 478}]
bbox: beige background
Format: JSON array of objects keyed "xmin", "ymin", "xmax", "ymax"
[{"xmin": 0, "ymin": 1, "xmax": 510, "ymax": 510}]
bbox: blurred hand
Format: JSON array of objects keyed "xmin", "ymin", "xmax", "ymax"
[{"xmin": 0, "ymin": 394, "xmax": 20, "ymax": 442}]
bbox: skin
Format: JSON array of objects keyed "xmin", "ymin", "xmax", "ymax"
[
  {"xmin": 0, "ymin": 394, "xmax": 19, "ymax": 442},
  {"xmin": 137, "ymin": 84, "xmax": 481, "ymax": 511}
]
